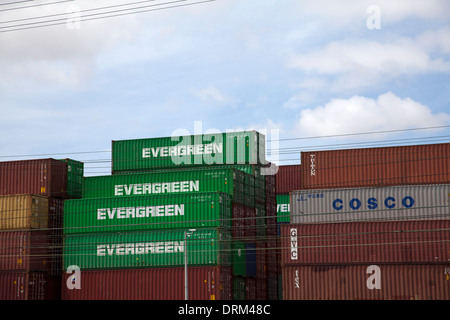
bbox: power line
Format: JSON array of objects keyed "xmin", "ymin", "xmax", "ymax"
[
  {"xmin": 0, "ymin": 0, "xmax": 73, "ymax": 12},
  {"xmin": 0, "ymin": 0, "xmax": 216, "ymax": 33}
]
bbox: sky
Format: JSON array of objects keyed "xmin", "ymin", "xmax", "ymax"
[{"xmin": 0, "ymin": 0, "xmax": 449, "ymax": 176}]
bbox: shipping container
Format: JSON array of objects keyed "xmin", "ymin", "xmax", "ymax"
[
  {"xmin": 282, "ymin": 264, "xmax": 450, "ymax": 300},
  {"xmin": 59, "ymin": 158, "xmax": 84, "ymax": 199},
  {"xmin": 276, "ymin": 194, "xmax": 290, "ymax": 223},
  {"xmin": 0, "ymin": 271, "xmax": 60, "ymax": 300},
  {"xmin": 276, "ymin": 165, "xmax": 301, "ymax": 195},
  {"xmin": 300, "ymin": 143, "xmax": 450, "ymax": 190},
  {"xmin": 267, "ymin": 272, "xmax": 278, "ymax": 300},
  {"xmin": 0, "ymin": 194, "xmax": 49, "ymax": 230},
  {"xmin": 0, "ymin": 159, "xmax": 68, "ymax": 199},
  {"xmin": 111, "ymin": 131, "xmax": 265, "ymax": 173},
  {"xmin": 232, "ymin": 241, "xmax": 246, "ymax": 276},
  {"xmin": 61, "ymin": 266, "xmax": 232, "ymax": 300},
  {"xmin": 232, "ymin": 203, "xmax": 245, "ymax": 239},
  {"xmin": 0, "ymin": 230, "xmax": 49, "ymax": 272},
  {"xmin": 83, "ymin": 167, "xmax": 250, "ymax": 207},
  {"xmin": 48, "ymin": 197, "xmax": 64, "ymax": 276},
  {"xmin": 256, "ymin": 277, "xmax": 268, "ymax": 300},
  {"xmin": 233, "ymin": 276, "xmax": 246, "ymax": 300},
  {"xmin": 290, "ymin": 184, "xmax": 450, "ymax": 224},
  {"xmin": 281, "ymin": 220, "xmax": 450, "ymax": 266},
  {"xmin": 246, "ymin": 243, "xmax": 257, "ymax": 278},
  {"xmin": 63, "ymin": 228, "xmax": 231, "ymax": 270},
  {"xmin": 64, "ymin": 192, "xmax": 231, "ymax": 234},
  {"xmin": 245, "ymin": 277, "xmax": 256, "ymax": 300}
]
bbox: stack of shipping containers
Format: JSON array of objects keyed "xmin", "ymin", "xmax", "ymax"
[
  {"xmin": 274, "ymin": 164, "xmax": 301, "ymax": 300},
  {"xmin": 0, "ymin": 158, "xmax": 83, "ymax": 300},
  {"xmin": 280, "ymin": 143, "xmax": 450, "ymax": 299},
  {"xmin": 61, "ymin": 131, "xmax": 278, "ymax": 300}
]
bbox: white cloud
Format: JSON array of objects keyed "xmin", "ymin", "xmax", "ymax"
[
  {"xmin": 294, "ymin": 92, "xmax": 450, "ymax": 137},
  {"xmin": 192, "ymin": 86, "xmax": 227, "ymax": 104}
]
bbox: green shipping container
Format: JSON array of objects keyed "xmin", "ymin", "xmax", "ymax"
[
  {"xmin": 276, "ymin": 194, "xmax": 290, "ymax": 223},
  {"xmin": 63, "ymin": 192, "xmax": 231, "ymax": 234},
  {"xmin": 232, "ymin": 241, "xmax": 246, "ymax": 277},
  {"xmin": 63, "ymin": 228, "xmax": 231, "ymax": 270},
  {"xmin": 59, "ymin": 159, "xmax": 84, "ymax": 199},
  {"xmin": 111, "ymin": 131, "xmax": 266, "ymax": 173},
  {"xmin": 82, "ymin": 167, "xmax": 251, "ymax": 207}
]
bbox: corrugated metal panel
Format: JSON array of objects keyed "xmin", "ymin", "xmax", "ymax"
[
  {"xmin": 232, "ymin": 241, "xmax": 246, "ymax": 276},
  {"xmin": 232, "ymin": 203, "xmax": 245, "ymax": 239},
  {"xmin": 245, "ymin": 277, "xmax": 256, "ymax": 300},
  {"xmin": 281, "ymin": 220, "xmax": 450, "ymax": 265},
  {"xmin": 300, "ymin": 143, "xmax": 450, "ymax": 190},
  {"xmin": 276, "ymin": 165, "xmax": 301, "ymax": 194},
  {"xmin": 83, "ymin": 167, "xmax": 249, "ymax": 206},
  {"xmin": 276, "ymin": 194, "xmax": 290, "ymax": 223},
  {"xmin": 0, "ymin": 159, "xmax": 68, "ymax": 199},
  {"xmin": 64, "ymin": 192, "xmax": 232, "ymax": 234},
  {"xmin": 282, "ymin": 264, "xmax": 450, "ymax": 300},
  {"xmin": 256, "ymin": 277, "xmax": 268, "ymax": 300},
  {"xmin": 0, "ymin": 195, "xmax": 49, "ymax": 230},
  {"xmin": 61, "ymin": 266, "xmax": 232, "ymax": 300},
  {"xmin": 0, "ymin": 230, "xmax": 49, "ymax": 272},
  {"xmin": 63, "ymin": 228, "xmax": 231, "ymax": 270},
  {"xmin": 59, "ymin": 159, "xmax": 84, "ymax": 199},
  {"xmin": 233, "ymin": 276, "xmax": 246, "ymax": 300},
  {"xmin": 111, "ymin": 131, "xmax": 265, "ymax": 173},
  {"xmin": 290, "ymin": 184, "xmax": 450, "ymax": 224},
  {"xmin": 0, "ymin": 272, "xmax": 60, "ymax": 300}
]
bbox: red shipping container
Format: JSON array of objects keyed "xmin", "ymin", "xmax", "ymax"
[
  {"xmin": 232, "ymin": 203, "xmax": 245, "ymax": 239},
  {"xmin": 245, "ymin": 277, "xmax": 256, "ymax": 300},
  {"xmin": 0, "ymin": 159, "xmax": 68, "ymax": 199},
  {"xmin": 300, "ymin": 143, "xmax": 450, "ymax": 190},
  {"xmin": 281, "ymin": 220, "xmax": 450, "ymax": 266},
  {"xmin": 282, "ymin": 264, "xmax": 450, "ymax": 300},
  {"xmin": 256, "ymin": 277, "xmax": 268, "ymax": 300},
  {"xmin": 61, "ymin": 266, "xmax": 232, "ymax": 300},
  {"xmin": 256, "ymin": 241, "xmax": 267, "ymax": 279},
  {"xmin": 275, "ymin": 165, "xmax": 301, "ymax": 194},
  {"xmin": 0, "ymin": 230, "xmax": 49, "ymax": 272},
  {"xmin": 0, "ymin": 271, "xmax": 60, "ymax": 300},
  {"xmin": 244, "ymin": 207, "xmax": 256, "ymax": 241},
  {"xmin": 47, "ymin": 197, "xmax": 64, "ymax": 276}
]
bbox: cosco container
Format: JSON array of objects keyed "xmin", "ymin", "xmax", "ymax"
[
  {"xmin": 0, "ymin": 194, "xmax": 49, "ymax": 230},
  {"xmin": 63, "ymin": 192, "xmax": 231, "ymax": 234},
  {"xmin": 300, "ymin": 143, "xmax": 450, "ymax": 190},
  {"xmin": 275, "ymin": 165, "xmax": 301, "ymax": 194},
  {"xmin": 63, "ymin": 228, "xmax": 231, "ymax": 269},
  {"xmin": 0, "ymin": 159, "xmax": 68, "ymax": 199},
  {"xmin": 290, "ymin": 184, "xmax": 450, "ymax": 224},
  {"xmin": 0, "ymin": 230, "xmax": 49, "ymax": 272},
  {"xmin": 282, "ymin": 264, "xmax": 450, "ymax": 300},
  {"xmin": 0, "ymin": 271, "xmax": 60, "ymax": 300},
  {"xmin": 111, "ymin": 131, "xmax": 265, "ymax": 173},
  {"xmin": 61, "ymin": 266, "xmax": 232, "ymax": 300},
  {"xmin": 59, "ymin": 158, "xmax": 84, "ymax": 199},
  {"xmin": 83, "ymin": 167, "xmax": 250, "ymax": 207},
  {"xmin": 281, "ymin": 220, "xmax": 450, "ymax": 265}
]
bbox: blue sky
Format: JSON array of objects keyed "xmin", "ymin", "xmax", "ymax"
[{"xmin": 0, "ymin": 0, "xmax": 449, "ymax": 175}]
